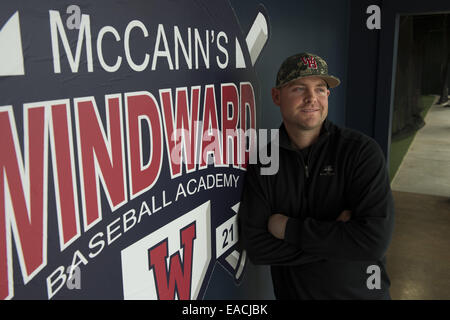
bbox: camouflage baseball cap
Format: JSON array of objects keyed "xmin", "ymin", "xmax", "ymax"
[{"xmin": 275, "ymin": 52, "xmax": 341, "ymax": 89}]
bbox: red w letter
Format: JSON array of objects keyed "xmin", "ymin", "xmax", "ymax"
[
  {"xmin": 148, "ymin": 223, "xmax": 196, "ymax": 300},
  {"xmin": 160, "ymin": 87, "xmax": 200, "ymax": 178}
]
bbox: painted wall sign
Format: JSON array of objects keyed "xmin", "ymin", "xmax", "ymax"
[{"xmin": 0, "ymin": 0, "xmax": 270, "ymax": 299}]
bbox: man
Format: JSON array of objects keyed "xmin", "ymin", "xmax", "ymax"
[{"xmin": 238, "ymin": 52, "xmax": 395, "ymax": 299}]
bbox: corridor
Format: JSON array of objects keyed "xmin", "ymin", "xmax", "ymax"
[{"xmin": 388, "ymin": 99, "xmax": 450, "ymax": 299}]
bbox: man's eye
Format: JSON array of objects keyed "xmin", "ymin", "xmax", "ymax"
[{"xmin": 294, "ymin": 87, "xmax": 305, "ymax": 92}]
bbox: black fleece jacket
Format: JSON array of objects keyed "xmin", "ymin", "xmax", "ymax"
[{"xmin": 238, "ymin": 119, "xmax": 395, "ymax": 299}]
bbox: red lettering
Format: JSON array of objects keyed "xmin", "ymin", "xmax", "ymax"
[
  {"xmin": 160, "ymin": 87, "xmax": 200, "ymax": 178},
  {"xmin": 0, "ymin": 105, "xmax": 48, "ymax": 299},
  {"xmin": 221, "ymin": 83, "xmax": 239, "ymax": 167},
  {"xmin": 75, "ymin": 96, "xmax": 126, "ymax": 230},
  {"xmin": 126, "ymin": 92, "xmax": 163, "ymax": 199},
  {"xmin": 240, "ymin": 83, "xmax": 256, "ymax": 169},
  {"xmin": 50, "ymin": 102, "xmax": 80, "ymax": 250},
  {"xmin": 301, "ymin": 56, "xmax": 318, "ymax": 69},
  {"xmin": 148, "ymin": 223, "xmax": 196, "ymax": 300},
  {"xmin": 200, "ymin": 85, "xmax": 222, "ymax": 168}
]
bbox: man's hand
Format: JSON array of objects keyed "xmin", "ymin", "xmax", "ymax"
[
  {"xmin": 268, "ymin": 213, "xmax": 289, "ymax": 240},
  {"xmin": 336, "ymin": 210, "xmax": 352, "ymax": 222}
]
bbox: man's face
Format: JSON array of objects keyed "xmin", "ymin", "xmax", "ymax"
[{"xmin": 272, "ymin": 76, "xmax": 330, "ymax": 132}]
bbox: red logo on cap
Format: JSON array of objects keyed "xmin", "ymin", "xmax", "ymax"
[{"xmin": 301, "ymin": 56, "xmax": 318, "ymax": 69}]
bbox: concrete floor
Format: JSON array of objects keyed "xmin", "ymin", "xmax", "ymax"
[
  {"xmin": 387, "ymin": 99, "xmax": 450, "ymax": 300},
  {"xmin": 391, "ymin": 100, "xmax": 450, "ymax": 197},
  {"xmin": 387, "ymin": 191, "xmax": 450, "ymax": 299}
]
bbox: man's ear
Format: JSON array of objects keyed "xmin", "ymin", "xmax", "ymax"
[
  {"xmin": 327, "ymin": 89, "xmax": 330, "ymax": 97},
  {"xmin": 271, "ymin": 87, "xmax": 281, "ymax": 106}
]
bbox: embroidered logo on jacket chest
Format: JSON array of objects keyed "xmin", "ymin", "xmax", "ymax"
[{"xmin": 319, "ymin": 165, "xmax": 335, "ymax": 176}]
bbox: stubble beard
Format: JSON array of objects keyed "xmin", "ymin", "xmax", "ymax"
[{"xmin": 293, "ymin": 107, "xmax": 326, "ymax": 132}]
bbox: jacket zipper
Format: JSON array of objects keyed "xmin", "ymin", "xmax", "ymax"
[
  {"xmin": 304, "ymin": 146, "xmax": 314, "ymax": 180},
  {"xmin": 296, "ymin": 151, "xmax": 307, "ymax": 178},
  {"xmin": 303, "ymin": 131, "xmax": 330, "ymax": 178},
  {"xmin": 301, "ymin": 145, "xmax": 314, "ymax": 180},
  {"xmin": 296, "ymin": 149, "xmax": 311, "ymax": 219},
  {"xmin": 297, "ymin": 135, "xmax": 327, "ymax": 218}
]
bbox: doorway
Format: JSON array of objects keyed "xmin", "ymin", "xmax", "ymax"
[{"xmin": 386, "ymin": 13, "xmax": 450, "ymax": 300}]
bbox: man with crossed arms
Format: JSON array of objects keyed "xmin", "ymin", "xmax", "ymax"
[{"xmin": 238, "ymin": 52, "xmax": 395, "ymax": 299}]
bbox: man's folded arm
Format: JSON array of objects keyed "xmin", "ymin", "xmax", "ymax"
[
  {"xmin": 238, "ymin": 164, "xmax": 323, "ymax": 266},
  {"xmin": 284, "ymin": 139, "xmax": 395, "ymax": 261}
]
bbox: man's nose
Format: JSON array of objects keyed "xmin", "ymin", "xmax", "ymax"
[{"xmin": 304, "ymin": 88, "xmax": 317, "ymax": 102}]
